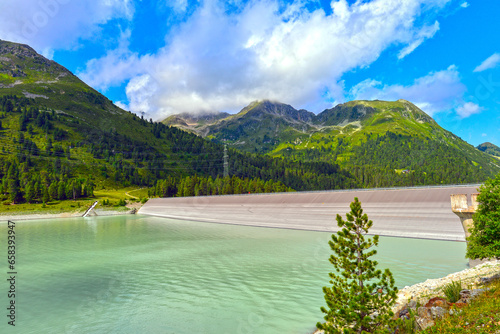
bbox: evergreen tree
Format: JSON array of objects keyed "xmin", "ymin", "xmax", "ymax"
[
  {"xmin": 48, "ymin": 182, "xmax": 58, "ymax": 201},
  {"xmin": 317, "ymin": 197, "xmax": 398, "ymax": 333},
  {"xmin": 57, "ymin": 181, "xmax": 66, "ymax": 200},
  {"xmin": 8, "ymin": 178, "xmax": 21, "ymax": 204},
  {"xmin": 42, "ymin": 186, "xmax": 50, "ymax": 204},
  {"xmin": 5, "ymin": 100, "xmax": 13, "ymax": 113},
  {"xmin": 66, "ymin": 180, "xmax": 74, "ymax": 200},
  {"xmin": 25, "ymin": 181, "xmax": 35, "ymax": 203},
  {"xmin": 45, "ymin": 138, "xmax": 53, "ymax": 155},
  {"xmin": 467, "ymin": 173, "xmax": 500, "ymax": 259}
]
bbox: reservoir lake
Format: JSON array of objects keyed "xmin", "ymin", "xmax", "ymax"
[{"xmin": 1, "ymin": 215, "xmax": 467, "ymax": 333}]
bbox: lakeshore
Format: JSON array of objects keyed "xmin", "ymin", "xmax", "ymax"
[{"xmin": 0, "ymin": 203, "xmax": 141, "ymax": 222}]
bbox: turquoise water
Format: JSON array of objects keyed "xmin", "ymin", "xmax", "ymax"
[{"xmin": 1, "ymin": 215, "xmax": 467, "ymax": 334}]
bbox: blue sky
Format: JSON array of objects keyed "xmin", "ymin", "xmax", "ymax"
[{"xmin": 0, "ymin": 0, "xmax": 499, "ymax": 146}]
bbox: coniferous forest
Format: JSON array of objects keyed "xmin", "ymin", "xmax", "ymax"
[{"xmin": 0, "ymin": 95, "xmax": 360, "ymax": 204}]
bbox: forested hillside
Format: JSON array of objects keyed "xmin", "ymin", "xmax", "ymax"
[
  {"xmin": 0, "ymin": 40, "xmax": 359, "ymax": 204},
  {"xmin": 165, "ymin": 100, "xmax": 500, "ymax": 187},
  {"xmin": 1, "ymin": 39, "xmax": 496, "ymax": 207},
  {"xmin": 477, "ymin": 142, "xmax": 500, "ymax": 158}
]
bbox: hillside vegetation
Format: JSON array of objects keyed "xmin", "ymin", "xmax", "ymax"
[
  {"xmin": 165, "ymin": 100, "xmax": 500, "ymax": 187},
  {"xmin": 477, "ymin": 142, "xmax": 500, "ymax": 158},
  {"xmin": 0, "ymin": 39, "xmax": 359, "ymax": 207}
]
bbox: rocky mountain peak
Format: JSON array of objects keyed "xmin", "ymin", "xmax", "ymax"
[{"xmin": 0, "ymin": 39, "xmax": 69, "ymax": 80}]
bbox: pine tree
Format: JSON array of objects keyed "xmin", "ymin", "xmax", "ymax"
[
  {"xmin": 42, "ymin": 186, "xmax": 50, "ymax": 204},
  {"xmin": 48, "ymin": 182, "xmax": 58, "ymax": 200},
  {"xmin": 57, "ymin": 181, "xmax": 66, "ymax": 200},
  {"xmin": 317, "ymin": 197, "xmax": 398, "ymax": 333},
  {"xmin": 25, "ymin": 181, "xmax": 35, "ymax": 203}
]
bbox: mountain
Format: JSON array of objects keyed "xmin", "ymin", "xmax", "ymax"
[
  {"xmin": 164, "ymin": 99, "xmax": 500, "ymax": 187},
  {"xmin": 162, "ymin": 111, "xmax": 231, "ymax": 135},
  {"xmin": 162, "ymin": 100, "xmax": 317, "ymax": 152},
  {"xmin": 0, "ymin": 39, "xmax": 361, "ymax": 204},
  {"xmin": 477, "ymin": 142, "xmax": 500, "ymax": 158}
]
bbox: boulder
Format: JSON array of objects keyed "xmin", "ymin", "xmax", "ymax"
[{"xmin": 425, "ymin": 297, "xmax": 451, "ymax": 309}]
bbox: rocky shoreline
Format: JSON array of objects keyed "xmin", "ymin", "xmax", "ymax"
[
  {"xmin": 393, "ymin": 260, "xmax": 500, "ymax": 309},
  {"xmin": 314, "ymin": 260, "xmax": 500, "ymax": 333}
]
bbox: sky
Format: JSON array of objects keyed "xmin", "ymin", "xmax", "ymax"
[{"xmin": 0, "ymin": 0, "xmax": 499, "ymax": 146}]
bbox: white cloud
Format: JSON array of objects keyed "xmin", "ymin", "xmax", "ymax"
[
  {"xmin": 125, "ymin": 74, "xmax": 160, "ymax": 114},
  {"xmin": 460, "ymin": 2, "xmax": 469, "ymax": 8},
  {"xmin": 168, "ymin": 0, "xmax": 189, "ymax": 13},
  {"xmin": 114, "ymin": 101, "xmax": 129, "ymax": 110},
  {"xmin": 473, "ymin": 53, "xmax": 500, "ymax": 72},
  {"xmin": 0, "ymin": 0, "xmax": 134, "ymax": 51},
  {"xmin": 398, "ymin": 21, "xmax": 440, "ymax": 59},
  {"xmin": 456, "ymin": 102, "xmax": 482, "ymax": 118},
  {"xmin": 79, "ymin": 0, "xmax": 451, "ymax": 118},
  {"xmin": 481, "ymin": 133, "xmax": 487, "ymax": 137},
  {"xmin": 349, "ymin": 65, "xmax": 467, "ymax": 115},
  {"xmin": 78, "ymin": 29, "xmax": 142, "ymax": 91}
]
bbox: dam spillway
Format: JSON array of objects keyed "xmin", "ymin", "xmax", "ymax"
[{"xmin": 138, "ymin": 184, "xmax": 481, "ymax": 242}]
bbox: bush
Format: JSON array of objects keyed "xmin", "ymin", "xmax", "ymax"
[
  {"xmin": 443, "ymin": 280, "xmax": 462, "ymax": 303},
  {"xmin": 467, "ymin": 172, "xmax": 500, "ymax": 259}
]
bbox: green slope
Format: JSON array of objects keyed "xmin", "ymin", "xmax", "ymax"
[
  {"xmin": 165, "ymin": 99, "xmax": 500, "ymax": 187},
  {"xmin": 477, "ymin": 142, "xmax": 500, "ymax": 158},
  {"xmin": 0, "ymin": 39, "xmax": 360, "ymax": 206}
]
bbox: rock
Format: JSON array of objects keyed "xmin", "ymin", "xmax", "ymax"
[
  {"xmin": 408, "ymin": 299, "xmax": 417, "ymax": 310},
  {"xmin": 471, "ymin": 288, "xmax": 488, "ymax": 298},
  {"xmin": 416, "ymin": 316, "xmax": 435, "ymax": 330},
  {"xmin": 430, "ymin": 306, "xmax": 447, "ymax": 319},
  {"xmin": 480, "ymin": 273, "xmax": 500, "ymax": 284},
  {"xmin": 425, "ymin": 297, "xmax": 450, "ymax": 309},
  {"xmin": 398, "ymin": 307, "xmax": 409, "ymax": 319},
  {"xmin": 417, "ymin": 306, "xmax": 432, "ymax": 319}
]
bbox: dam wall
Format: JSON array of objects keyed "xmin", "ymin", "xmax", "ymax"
[{"xmin": 138, "ymin": 184, "xmax": 481, "ymax": 241}]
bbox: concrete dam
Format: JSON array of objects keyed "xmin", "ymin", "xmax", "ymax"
[{"xmin": 138, "ymin": 184, "xmax": 481, "ymax": 242}]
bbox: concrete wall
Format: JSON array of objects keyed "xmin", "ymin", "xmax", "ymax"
[{"xmin": 139, "ymin": 185, "xmax": 481, "ymax": 241}]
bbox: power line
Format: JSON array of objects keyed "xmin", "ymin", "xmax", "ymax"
[{"xmin": 223, "ymin": 144, "xmax": 229, "ymax": 178}]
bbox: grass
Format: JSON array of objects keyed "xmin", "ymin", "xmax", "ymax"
[
  {"xmin": 126, "ymin": 188, "xmax": 149, "ymax": 199},
  {"xmin": 443, "ymin": 280, "xmax": 463, "ymax": 303},
  {"xmin": 0, "ymin": 187, "xmax": 147, "ymax": 216},
  {"xmin": 421, "ymin": 279, "xmax": 500, "ymax": 334},
  {"xmin": 0, "ymin": 198, "xmax": 95, "ymax": 215}
]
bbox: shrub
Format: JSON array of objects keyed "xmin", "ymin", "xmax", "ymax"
[
  {"xmin": 443, "ymin": 280, "xmax": 462, "ymax": 303},
  {"xmin": 467, "ymin": 172, "xmax": 500, "ymax": 259}
]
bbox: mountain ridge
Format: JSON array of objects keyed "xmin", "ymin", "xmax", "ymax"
[
  {"xmin": 163, "ymin": 99, "xmax": 500, "ymax": 186},
  {"xmin": 477, "ymin": 142, "xmax": 500, "ymax": 158},
  {"xmin": 0, "ymin": 39, "xmax": 364, "ymax": 206}
]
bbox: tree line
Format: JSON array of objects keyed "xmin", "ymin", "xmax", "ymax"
[
  {"xmin": 149, "ymin": 175, "xmax": 293, "ymax": 198},
  {"xmin": 0, "ymin": 95, "xmax": 361, "ymax": 204}
]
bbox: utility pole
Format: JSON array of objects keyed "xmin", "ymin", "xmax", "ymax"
[{"xmin": 223, "ymin": 144, "xmax": 229, "ymax": 178}]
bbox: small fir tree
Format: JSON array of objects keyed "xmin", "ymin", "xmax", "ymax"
[{"xmin": 317, "ymin": 197, "xmax": 398, "ymax": 333}]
